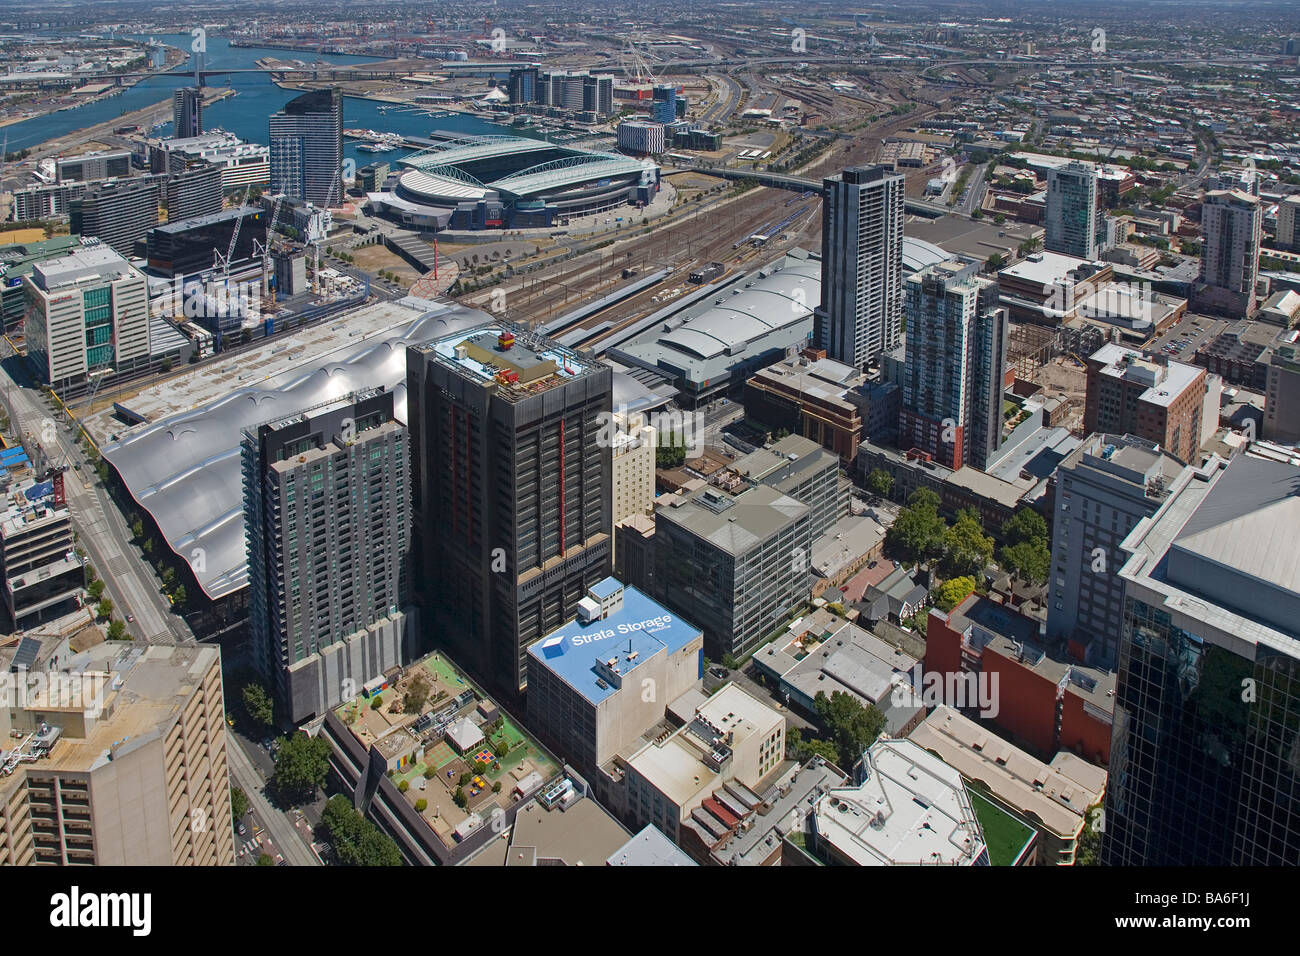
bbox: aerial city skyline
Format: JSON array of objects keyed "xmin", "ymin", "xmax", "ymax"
[{"xmin": 0, "ymin": 0, "xmax": 1289, "ymax": 925}]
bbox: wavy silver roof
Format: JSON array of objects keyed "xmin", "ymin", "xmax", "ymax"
[{"xmin": 103, "ymin": 301, "xmax": 492, "ymax": 601}]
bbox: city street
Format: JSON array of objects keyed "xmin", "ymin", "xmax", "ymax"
[
  {"xmin": 226, "ymin": 733, "xmax": 319, "ymax": 867},
  {"xmin": 0, "ymin": 346, "xmax": 186, "ymax": 644}
]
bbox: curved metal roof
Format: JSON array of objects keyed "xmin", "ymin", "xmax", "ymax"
[
  {"xmin": 902, "ymin": 236, "xmax": 950, "ymax": 274},
  {"xmin": 403, "ymin": 135, "xmax": 554, "ymax": 170},
  {"xmin": 657, "ymin": 260, "xmax": 820, "ymax": 360},
  {"xmin": 102, "ymin": 302, "xmax": 491, "ymax": 601}
]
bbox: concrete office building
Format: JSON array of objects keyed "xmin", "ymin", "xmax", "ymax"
[
  {"xmin": 1197, "ymin": 189, "xmax": 1262, "ymax": 318},
  {"xmin": 652, "ymin": 435, "xmax": 846, "ymax": 659},
  {"xmin": 1045, "ymin": 160, "xmax": 1099, "ymax": 260},
  {"xmin": 151, "ymin": 131, "xmax": 271, "ymax": 190},
  {"xmin": 243, "ymin": 387, "xmax": 414, "ymax": 724},
  {"xmin": 743, "ymin": 351, "xmax": 867, "ymax": 463},
  {"xmin": 1047, "ymin": 434, "xmax": 1184, "ymax": 670},
  {"xmin": 1276, "ymin": 195, "xmax": 1300, "ymax": 252},
  {"xmin": 172, "ymin": 86, "xmax": 203, "ymax": 139},
  {"xmin": 164, "ymin": 161, "xmax": 223, "ymax": 224},
  {"xmin": 898, "ymin": 259, "xmax": 1008, "ymax": 470},
  {"xmin": 0, "ymin": 478, "xmax": 82, "ymax": 627},
  {"xmin": 1083, "ymin": 343, "xmax": 1208, "ymax": 465},
  {"xmin": 0, "ymin": 642, "xmax": 233, "ymax": 866},
  {"xmin": 809, "ymin": 738, "xmax": 988, "ymax": 865},
  {"xmin": 610, "ymin": 412, "xmax": 656, "ymax": 532},
  {"xmin": 68, "ymin": 177, "xmax": 161, "ymax": 256},
  {"xmin": 1105, "ymin": 453, "xmax": 1300, "ymax": 865},
  {"xmin": 815, "ymin": 166, "xmax": 905, "ymax": 369},
  {"xmin": 526, "ymin": 578, "xmax": 703, "ymax": 776},
  {"xmin": 55, "ymin": 150, "xmax": 130, "ymax": 183},
  {"xmin": 622, "ymin": 683, "xmax": 784, "ymax": 844},
  {"xmin": 24, "ymin": 244, "xmax": 150, "ymax": 388},
  {"xmin": 910, "ymin": 706, "xmax": 1106, "ymax": 865},
  {"xmin": 407, "ymin": 322, "xmax": 612, "ymax": 695},
  {"xmin": 269, "ymin": 88, "xmax": 345, "ymax": 206}
]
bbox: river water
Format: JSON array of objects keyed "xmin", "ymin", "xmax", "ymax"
[{"xmin": 4, "ymin": 34, "xmax": 520, "ymax": 165}]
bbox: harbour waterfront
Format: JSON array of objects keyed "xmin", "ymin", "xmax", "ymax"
[{"xmin": 4, "ymin": 34, "xmax": 522, "ymax": 166}]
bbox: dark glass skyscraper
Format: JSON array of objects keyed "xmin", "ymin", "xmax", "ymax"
[
  {"xmin": 172, "ymin": 86, "xmax": 204, "ymax": 139},
  {"xmin": 1105, "ymin": 452, "xmax": 1300, "ymax": 865},
  {"xmin": 407, "ymin": 321, "xmax": 612, "ymax": 696},
  {"xmin": 269, "ymin": 88, "xmax": 344, "ymax": 206}
]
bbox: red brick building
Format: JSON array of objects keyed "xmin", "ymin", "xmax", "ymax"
[
  {"xmin": 923, "ymin": 595, "xmax": 1114, "ymax": 765},
  {"xmin": 1084, "ymin": 343, "xmax": 1207, "ymax": 464}
]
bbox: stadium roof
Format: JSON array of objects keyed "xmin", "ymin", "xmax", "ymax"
[{"xmin": 397, "ymin": 133, "xmax": 656, "ymax": 204}]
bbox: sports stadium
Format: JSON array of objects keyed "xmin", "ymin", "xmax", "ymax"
[{"xmin": 366, "ymin": 134, "xmax": 661, "ymax": 231}]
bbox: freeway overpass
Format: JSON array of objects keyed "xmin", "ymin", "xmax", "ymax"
[{"xmin": 684, "ymin": 165, "xmax": 958, "ymax": 217}]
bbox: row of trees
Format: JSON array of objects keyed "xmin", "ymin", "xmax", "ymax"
[{"xmin": 322, "ymin": 795, "xmax": 402, "ymax": 866}]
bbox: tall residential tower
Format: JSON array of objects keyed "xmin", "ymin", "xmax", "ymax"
[
  {"xmin": 815, "ymin": 165, "xmax": 906, "ymax": 369},
  {"xmin": 897, "ymin": 259, "xmax": 1007, "ymax": 469},
  {"xmin": 243, "ymin": 388, "xmax": 414, "ymax": 723},
  {"xmin": 269, "ymin": 88, "xmax": 344, "ymax": 206}
]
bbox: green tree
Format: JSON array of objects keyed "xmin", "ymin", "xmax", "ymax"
[
  {"xmin": 986, "ymin": 252, "xmax": 1005, "ymax": 271},
  {"xmin": 1076, "ymin": 804, "xmax": 1104, "ymax": 865},
  {"xmin": 272, "ymin": 734, "xmax": 333, "ymax": 804},
  {"xmin": 371, "ymin": 694, "xmax": 383, "ymax": 710},
  {"xmin": 492, "ymin": 781, "xmax": 502, "ymax": 793},
  {"xmin": 1002, "ymin": 507, "xmax": 1047, "ymax": 547},
  {"xmin": 131, "ymin": 518, "xmax": 144, "ymax": 540},
  {"xmin": 453, "ymin": 787, "xmax": 468, "ymax": 809},
  {"xmin": 242, "ymin": 683, "xmax": 274, "ymax": 730},
  {"xmin": 415, "ymin": 799, "xmax": 427, "ymax": 812},
  {"xmin": 321, "ymin": 795, "xmax": 401, "ymax": 866},
  {"xmin": 813, "ymin": 691, "xmax": 887, "ymax": 771},
  {"xmin": 934, "ymin": 576, "xmax": 977, "ymax": 612},
  {"xmin": 107, "ymin": 619, "xmax": 126, "ymax": 641},
  {"xmin": 403, "ymin": 672, "xmax": 432, "ymax": 715},
  {"xmin": 942, "ymin": 508, "xmax": 994, "ymax": 578},
  {"xmin": 803, "ymin": 737, "xmax": 841, "ymax": 765},
  {"xmin": 866, "ymin": 468, "xmax": 893, "ymax": 498},
  {"xmin": 87, "ymin": 579, "xmax": 105, "ymax": 600},
  {"xmin": 459, "ymin": 771, "xmax": 473, "ymax": 786},
  {"xmin": 1000, "ymin": 539, "xmax": 1050, "ymax": 586},
  {"xmin": 257, "ymin": 852, "xmax": 275, "ymax": 866},
  {"xmin": 95, "ymin": 598, "xmax": 113, "ymax": 620},
  {"xmin": 172, "ymin": 584, "xmax": 187, "ymax": 607},
  {"xmin": 230, "ymin": 786, "xmax": 248, "ymax": 821},
  {"xmin": 885, "ymin": 489, "xmax": 946, "ymax": 566},
  {"xmin": 999, "ymin": 507, "xmax": 1051, "ymax": 587}
]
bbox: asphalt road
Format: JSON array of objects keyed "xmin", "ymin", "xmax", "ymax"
[
  {"xmin": 0, "ymin": 349, "xmax": 186, "ymax": 644},
  {"xmin": 226, "ymin": 734, "xmax": 319, "ymax": 867}
]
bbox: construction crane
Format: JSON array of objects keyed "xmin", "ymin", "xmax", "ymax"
[
  {"xmin": 213, "ymin": 184, "xmax": 253, "ymax": 278},
  {"xmin": 255, "ymin": 192, "xmax": 286, "ymax": 305}
]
